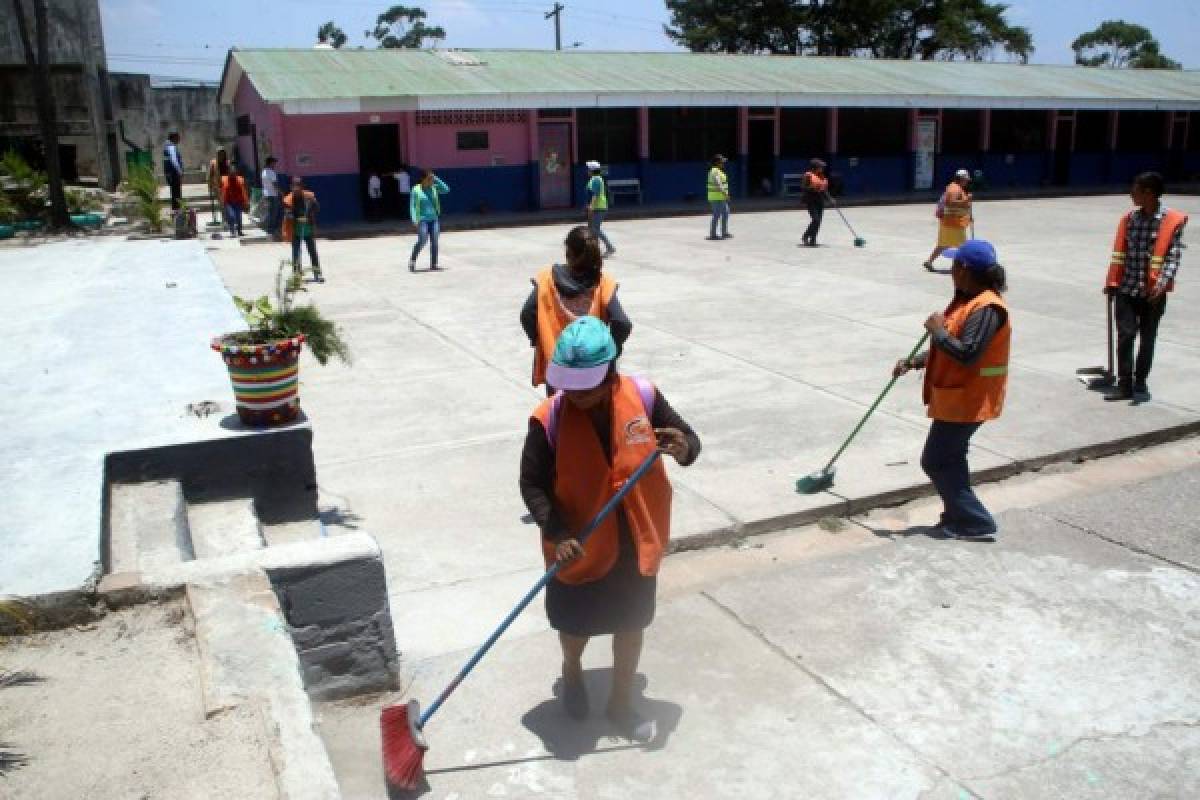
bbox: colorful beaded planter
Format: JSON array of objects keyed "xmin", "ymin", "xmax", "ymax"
[{"xmin": 211, "ymin": 334, "xmax": 306, "ymax": 426}]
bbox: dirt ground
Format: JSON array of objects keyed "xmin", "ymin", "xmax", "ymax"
[{"xmin": 0, "ymin": 599, "xmax": 277, "ymax": 800}]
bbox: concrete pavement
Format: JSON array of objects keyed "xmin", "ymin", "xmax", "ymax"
[
  {"xmin": 204, "ymin": 193, "xmax": 1200, "ymax": 661},
  {"xmin": 316, "ymin": 441, "xmax": 1200, "ymax": 799}
]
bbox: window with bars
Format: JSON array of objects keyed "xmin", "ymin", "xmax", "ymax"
[
  {"xmin": 649, "ymin": 107, "xmax": 737, "ymax": 162},
  {"xmin": 779, "ymin": 108, "xmax": 827, "ymax": 157},
  {"xmin": 577, "ymin": 107, "xmax": 638, "ymax": 163},
  {"xmin": 416, "ymin": 110, "xmax": 527, "ymax": 126}
]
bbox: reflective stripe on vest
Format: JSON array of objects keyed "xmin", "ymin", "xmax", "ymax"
[
  {"xmin": 1106, "ymin": 208, "xmax": 1188, "ymax": 292},
  {"xmin": 923, "ymin": 290, "xmax": 1011, "ymax": 424},
  {"xmin": 531, "ymin": 267, "xmax": 616, "ymax": 387},
  {"xmin": 530, "ymin": 375, "xmax": 673, "ymax": 584}
]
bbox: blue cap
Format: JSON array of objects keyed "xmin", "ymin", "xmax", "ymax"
[
  {"xmin": 942, "ymin": 239, "xmax": 998, "ymax": 272},
  {"xmin": 546, "ymin": 316, "xmax": 617, "ymax": 390}
]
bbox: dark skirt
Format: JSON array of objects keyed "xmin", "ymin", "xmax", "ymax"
[{"xmin": 545, "ymin": 524, "xmax": 656, "ymax": 637}]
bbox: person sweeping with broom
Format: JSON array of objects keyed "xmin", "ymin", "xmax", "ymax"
[
  {"xmin": 519, "ymin": 316, "xmax": 701, "ymax": 741},
  {"xmin": 924, "ymin": 169, "xmax": 973, "ymax": 271},
  {"xmin": 894, "ymin": 239, "xmax": 1009, "ymax": 540},
  {"xmin": 520, "ymin": 225, "xmax": 632, "ymax": 395}
]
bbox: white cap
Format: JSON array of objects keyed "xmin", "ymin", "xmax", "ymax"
[
  {"xmin": 955, "ymin": 168, "xmax": 970, "ymax": 179},
  {"xmin": 585, "ymin": 160, "xmax": 601, "ymax": 170}
]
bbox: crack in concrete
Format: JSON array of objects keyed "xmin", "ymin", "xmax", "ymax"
[
  {"xmin": 1031, "ymin": 509, "xmax": 1199, "ymax": 575},
  {"xmin": 962, "ymin": 718, "xmax": 1200, "ymax": 784},
  {"xmin": 699, "ymin": 590, "xmax": 985, "ymax": 800}
]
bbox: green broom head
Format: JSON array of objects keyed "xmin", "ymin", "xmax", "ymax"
[
  {"xmin": 796, "ymin": 466, "xmax": 836, "ymax": 494},
  {"xmin": 854, "ymin": 237, "xmax": 866, "ymax": 247}
]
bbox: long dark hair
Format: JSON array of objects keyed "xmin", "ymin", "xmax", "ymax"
[
  {"xmin": 564, "ymin": 225, "xmax": 603, "ymax": 283},
  {"xmin": 973, "ymin": 264, "xmax": 1007, "ymax": 294}
]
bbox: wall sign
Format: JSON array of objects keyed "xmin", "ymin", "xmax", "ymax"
[{"xmin": 914, "ymin": 117, "xmax": 937, "ymax": 190}]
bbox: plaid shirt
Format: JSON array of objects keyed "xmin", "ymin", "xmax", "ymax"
[{"xmin": 1119, "ymin": 206, "xmax": 1185, "ymax": 296}]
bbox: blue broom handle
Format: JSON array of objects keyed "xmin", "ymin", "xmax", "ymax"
[{"xmin": 419, "ymin": 449, "xmax": 663, "ymax": 728}]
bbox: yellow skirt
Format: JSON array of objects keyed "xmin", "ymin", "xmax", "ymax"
[{"xmin": 937, "ymin": 223, "xmax": 968, "ymax": 248}]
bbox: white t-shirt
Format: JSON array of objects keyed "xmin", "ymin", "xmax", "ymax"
[
  {"xmin": 368, "ymin": 175, "xmax": 382, "ymax": 199},
  {"xmin": 261, "ymin": 168, "xmax": 278, "ymax": 197},
  {"xmin": 394, "ymin": 171, "xmax": 411, "ymax": 194}
]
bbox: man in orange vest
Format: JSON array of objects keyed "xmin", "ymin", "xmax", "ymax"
[
  {"xmin": 894, "ymin": 239, "xmax": 1010, "ymax": 539},
  {"xmin": 519, "ymin": 316, "xmax": 700, "ymax": 741},
  {"xmin": 801, "ymin": 158, "xmax": 829, "ymax": 247},
  {"xmin": 520, "ymin": 226, "xmax": 631, "ymax": 394},
  {"xmin": 924, "ymin": 169, "xmax": 973, "ymax": 271},
  {"xmin": 1102, "ymin": 171, "xmax": 1187, "ymax": 403}
]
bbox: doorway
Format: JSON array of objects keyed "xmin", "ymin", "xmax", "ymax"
[
  {"xmin": 747, "ymin": 118, "xmax": 775, "ymax": 196},
  {"xmin": 1052, "ymin": 117, "xmax": 1073, "ymax": 186},
  {"xmin": 538, "ymin": 122, "xmax": 572, "ymax": 209},
  {"xmin": 356, "ymin": 124, "xmax": 401, "ymax": 220}
]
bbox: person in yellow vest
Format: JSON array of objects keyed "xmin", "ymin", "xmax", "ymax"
[
  {"xmin": 1102, "ymin": 171, "xmax": 1187, "ymax": 403},
  {"xmin": 519, "ymin": 316, "xmax": 700, "ymax": 742},
  {"xmin": 585, "ymin": 160, "xmax": 616, "ymax": 256},
  {"xmin": 923, "ymin": 168, "xmax": 973, "ymax": 271},
  {"xmin": 894, "ymin": 239, "xmax": 1010, "ymax": 539},
  {"xmin": 520, "ymin": 225, "xmax": 632, "ymax": 394},
  {"xmin": 801, "ymin": 158, "xmax": 829, "ymax": 246},
  {"xmin": 706, "ymin": 153, "xmax": 731, "ymax": 241}
]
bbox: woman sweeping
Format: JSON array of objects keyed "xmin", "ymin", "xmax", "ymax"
[
  {"xmin": 894, "ymin": 239, "xmax": 1009, "ymax": 539},
  {"xmin": 519, "ymin": 316, "xmax": 701, "ymax": 741},
  {"xmin": 923, "ymin": 168, "xmax": 973, "ymax": 271},
  {"xmin": 520, "ymin": 225, "xmax": 632, "ymax": 394}
]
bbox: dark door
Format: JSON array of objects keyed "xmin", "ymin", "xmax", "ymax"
[
  {"xmin": 747, "ymin": 118, "xmax": 775, "ymax": 196},
  {"xmin": 538, "ymin": 122, "xmax": 572, "ymax": 209},
  {"xmin": 356, "ymin": 124, "xmax": 401, "ymax": 220},
  {"xmin": 1052, "ymin": 118, "xmax": 1073, "ymax": 186},
  {"xmin": 1168, "ymin": 115, "xmax": 1188, "ymax": 180}
]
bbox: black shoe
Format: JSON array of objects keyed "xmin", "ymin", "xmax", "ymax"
[
  {"xmin": 561, "ymin": 671, "xmax": 588, "ymax": 720},
  {"xmin": 923, "ymin": 261, "xmax": 935, "ymax": 272},
  {"xmin": 606, "ymin": 705, "xmax": 655, "ymax": 742},
  {"xmin": 722, "ymin": 233, "xmax": 734, "ymax": 239},
  {"xmin": 949, "ymin": 528, "xmax": 996, "ymax": 541},
  {"xmin": 313, "ymin": 273, "xmax": 325, "ymax": 283},
  {"xmin": 430, "ymin": 264, "xmax": 441, "ymax": 271},
  {"xmin": 1104, "ymin": 382, "xmax": 1134, "ymax": 402},
  {"xmin": 705, "ymin": 235, "xmax": 720, "ymax": 241},
  {"xmin": 1133, "ymin": 383, "xmax": 1150, "ymax": 403}
]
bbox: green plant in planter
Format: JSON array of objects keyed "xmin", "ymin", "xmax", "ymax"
[
  {"xmin": 124, "ymin": 163, "xmax": 163, "ymax": 233},
  {"xmin": 65, "ymin": 187, "xmax": 102, "ymax": 213},
  {"xmin": 0, "ymin": 150, "xmax": 47, "ymax": 219},
  {"xmin": 229, "ymin": 260, "xmax": 350, "ymax": 365}
]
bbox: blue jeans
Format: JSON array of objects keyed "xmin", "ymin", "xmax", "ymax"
[
  {"xmin": 224, "ymin": 203, "xmax": 243, "ymax": 236},
  {"xmin": 588, "ymin": 210, "xmax": 614, "ymax": 253},
  {"xmin": 709, "ymin": 201, "xmax": 729, "ymax": 237},
  {"xmin": 920, "ymin": 420, "xmax": 997, "ymax": 536},
  {"xmin": 411, "ymin": 219, "xmax": 440, "ymax": 267}
]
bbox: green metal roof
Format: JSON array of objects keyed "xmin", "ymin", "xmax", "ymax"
[{"xmin": 220, "ymin": 48, "xmax": 1200, "ymax": 112}]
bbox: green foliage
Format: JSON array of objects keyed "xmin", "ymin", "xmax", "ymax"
[
  {"xmin": 664, "ymin": 0, "xmax": 1032, "ymax": 62},
  {"xmin": 0, "ymin": 191, "xmax": 16, "ymax": 222},
  {"xmin": 318, "ymin": 20, "xmax": 347, "ymax": 48},
  {"xmin": 230, "ymin": 261, "xmax": 350, "ymax": 366},
  {"xmin": 65, "ymin": 187, "xmax": 102, "ymax": 213},
  {"xmin": 367, "ymin": 4, "xmax": 445, "ymax": 48},
  {"xmin": 0, "ymin": 150, "xmax": 47, "ymax": 218},
  {"xmin": 1072, "ymin": 20, "xmax": 1181, "ymax": 70},
  {"xmin": 124, "ymin": 164, "xmax": 164, "ymax": 233}
]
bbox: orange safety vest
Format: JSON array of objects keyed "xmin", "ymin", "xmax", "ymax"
[
  {"xmin": 1105, "ymin": 208, "xmax": 1187, "ymax": 293},
  {"xmin": 220, "ymin": 174, "xmax": 248, "ymax": 207},
  {"xmin": 940, "ymin": 182, "xmax": 972, "ymax": 228},
  {"xmin": 531, "ymin": 375, "xmax": 673, "ymax": 585},
  {"xmin": 281, "ymin": 191, "xmax": 317, "ymax": 240},
  {"xmin": 923, "ymin": 290, "xmax": 1010, "ymax": 423},
  {"xmin": 531, "ymin": 266, "xmax": 617, "ymax": 387},
  {"xmin": 804, "ymin": 171, "xmax": 828, "ymax": 194}
]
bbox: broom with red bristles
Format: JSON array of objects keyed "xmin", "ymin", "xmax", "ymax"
[{"xmin": 381, "ymin": 449, "xmax": 664, "ymax": 791}]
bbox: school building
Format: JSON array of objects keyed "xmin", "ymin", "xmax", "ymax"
[{"xmin": 217, "ymin": 49, "xmax": 1200, "ymax": 225}]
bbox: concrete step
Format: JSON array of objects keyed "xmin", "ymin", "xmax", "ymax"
[
  {"xmin": 261, "ymin": 518, "xmax": 326, "ymax": 548},
  {"xmin": 107, "ymin": 479, "xmax": 193, "ymax": 573},
  {"xmin": 187, "ymin": 498, "xmax": 266, "ymax": 560},
  {"xmin": 187, "ymin": 573, "xmax": 341, "ymax": 800}
]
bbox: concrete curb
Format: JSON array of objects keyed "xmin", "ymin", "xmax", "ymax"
[{"xmin": 669, "ymin": 422, "xmax": 1200, "ymax": 552}]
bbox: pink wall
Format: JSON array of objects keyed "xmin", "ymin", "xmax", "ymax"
[
  {"xmin": 233, "ymin": 78, "xmax": 286, "ymax": 174},
  {"xmin": 277, "ymin": 111, "xmax": 411, "ymax": 176},
  {"xmin": 412, "ymin": 119, "xmax": 530, "ymax": 169}
]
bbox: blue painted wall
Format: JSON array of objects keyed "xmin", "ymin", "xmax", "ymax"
[
  {"xmin": 979, "ymin": 153, "xmax": 1047, "ymax": 188},
  {"xmin": 573, "ymin": 162, "xmax": 642, "ymax": 209},
  {"xmin": 640, "ymin": 160, "xmax": 740, "ymax": 205},
  {"xmin": 1110, "ymin": 153, "xmax": 1168, "ymax": 185},
  {"xmin": 829, "ymin": 155, "xmax": 908, "ymax": 195},
  {"xmin": 1069, "ymin": 153, "xmax": 1111, "ymax": 186},
  {"xmin": 430, "ymin": 164, "xmax": 534, "ymax": 215},
  {"xmin": 302, "ymin": 174, "xmax": 363, "ymax": 226}
]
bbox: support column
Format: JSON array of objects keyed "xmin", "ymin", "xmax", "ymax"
[
  {"xmin": 403, "ymin": 111, "xmax": 419, "ymax": 170},
  {"xmin": 737, "ymin": 106, "xmax": 749, "ymax": 196},
  {"xmin": 527, "ymin": 110, "xmax": 539, "ymax": 211},
  {"xmin": 980, "ymin": 109, "xmax": 991, "ymax": 152},
  {"xmin": 828, "ymin": 108, "xmax": 839, "ymax": 155}
]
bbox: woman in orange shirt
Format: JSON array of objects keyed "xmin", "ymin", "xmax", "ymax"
[{"xmin": 220, "ymin": 164, "xmax": 249, "ymax": 237}]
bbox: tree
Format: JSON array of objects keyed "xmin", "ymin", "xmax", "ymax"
[
  {"xmin": 317, "ymin": 21, "xmax": 347, "ymax": 49},
  {"xmin": 10, "ymin": 0, "xmax": 70, "ymax": 228},
  {"xmin": 366, "ymin": 5, "xmax": 445, "ymax": 49},
  {"xmin": 1072, "ymin": 20, "xmax": 1181, "ymax": 70},
  {"xmin": 663, "ymin": 0, "xmax": 1033, "ymax": 63}
]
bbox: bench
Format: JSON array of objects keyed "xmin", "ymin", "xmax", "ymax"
[
  {"xmin": 607, "ymin": 178, "xmax": 642, "ymax": 205},
  {"xmin": 781, "ymin": 172, "xmax": 807, "ymax": 197}
]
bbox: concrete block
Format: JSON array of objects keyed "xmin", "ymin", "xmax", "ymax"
[
  {"xmin": 107, "ymin": 479, "xmax": 193, "ymax": 573},
  {"xmin": 272, "ymin": 556, "xmax": 388, "ymax": 628},
  {"xmin": 187, "ymin": 497, "xmax": 266, "ymax": 560}
]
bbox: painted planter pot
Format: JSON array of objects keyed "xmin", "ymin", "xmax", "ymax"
[{"xmin": 211, "ymin": 334, "xmax": 305, "ymax": 426}]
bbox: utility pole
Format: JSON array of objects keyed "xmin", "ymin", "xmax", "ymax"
[{"xmin": 545, "ymin": 2, "xmax": 563, "ymax": 51}]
